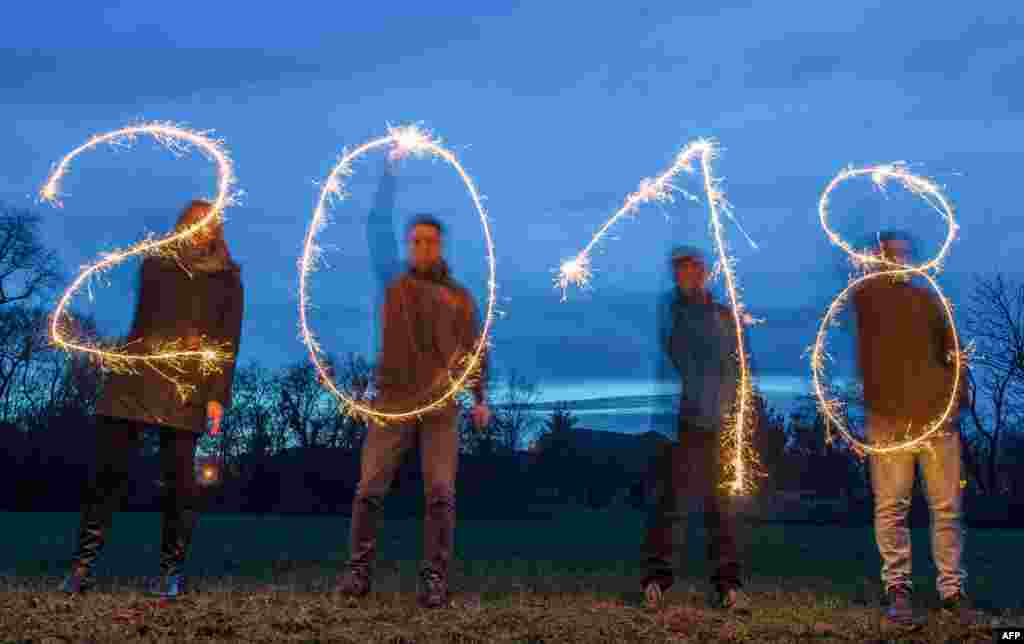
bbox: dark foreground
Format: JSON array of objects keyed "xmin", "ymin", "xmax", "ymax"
[
  {"xmin": 3, "ymin": 512, "xmax": 1022, "ymax": 642},
  {"xmin": 1, "ymin": 574, "xmax": 1017, "ymax": 643}
]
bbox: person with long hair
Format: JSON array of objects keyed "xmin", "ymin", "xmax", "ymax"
[{"xmin": 60, "ymin": 199, "xmax": 244, "ymax": 599}]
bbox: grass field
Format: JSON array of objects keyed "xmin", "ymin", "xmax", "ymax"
[{"xmin": 2, "ymin": 510, "xmax": 1021, "ymax": 642}]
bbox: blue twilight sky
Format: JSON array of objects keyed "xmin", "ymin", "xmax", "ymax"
[{"xmin": 2, "ymin": 2, "xmax": 1023, "ymax": 398}]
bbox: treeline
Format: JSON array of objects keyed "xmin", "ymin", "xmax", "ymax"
[{"xmin": 1, "ymin": 201, "xmax": 1023, "ymax": 522}]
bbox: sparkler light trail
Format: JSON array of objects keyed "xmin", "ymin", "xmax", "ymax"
[
  {"xmin": 811, "ymin": 163, "xmax": 963, "ymax": 455},
  {"xmin": 555, "ymin": 139, "xmax": 759, "ymax": 496},
  {"xmin": 39, "ymin": 122, "xmax": 240, "ymax": 403},
  {"xmin": 300, "ymin": 124, "xmax": 497, "ymax": 426}
]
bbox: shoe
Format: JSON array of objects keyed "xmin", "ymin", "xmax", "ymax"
[
  {"xmin": 941, "ymin": 591, "xmax": 979, "ymax": 624},
  {"xmin": 336, "ymin": 567, "xmax": 371, "ymax": 597},
  {"xmin": 60, "ymin": 563, "xmax": 95, "ymax": 595},
  {"xmin": 61, "ymin": 504, "xmax": 109, "ymax": 595},
  {"xmin": 418, "ymin": 567, "xmax": 448, "ymax": 609},
  {"xmin": 148, "ymin": 573, "xmax": 187, "ymax": 599},
  {"xmin": 882, "ymin": 586, "xmax": 920, "ymax": 630},
  {"xmin": 716, "ymin": 586, "xmax": 752, "ymax": 615},
  {"xmin": 147, "ymin": 509, "xmax": 197, "ymax": 600},
  {"xmin": 644, "ymin": 581, "xmax": 665, "ymax": 609}
]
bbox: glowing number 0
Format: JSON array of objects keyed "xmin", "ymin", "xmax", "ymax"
[
  {"xmin": 555, "ymin": 139, "xmax": 757, "ymax": 495},
  {"xmin": 811, "ymin": 163, "xmax": 962, "ymax": 454},
  {"xmin": 39, "ymin": 122, "xmax": 239, "ymax": 401},
  {"xmin": 299, "ymin": 125, "xmax": 497, "ymax": 426}
]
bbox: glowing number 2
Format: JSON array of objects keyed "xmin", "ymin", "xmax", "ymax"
[{"xmin": 39, "ymin": 122, "xmax": 239, "ymax": 401}]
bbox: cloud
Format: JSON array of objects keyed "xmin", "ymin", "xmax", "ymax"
[
  {"xmin": 1, "ymin": 48, "xmax": 325, "ymax": 105},
  {"xmin": 0, "ymin": 14, "xmax": 485, "ymax": 108}
]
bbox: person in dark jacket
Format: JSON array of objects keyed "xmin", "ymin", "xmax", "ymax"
[
  {"xmin": 60, "ymin": 199, "xmax": 244, "ymax": 599},
  {"xmin": 337, "ymin": 154, "xmax": 491, "ymax": 609},
  {"xmin": 852, "ymin": 231, "xmax": 974, "ymax": 629},
  {"xmin": 641, "ymin": 245, "xmax": 750, "ymax": 613}
]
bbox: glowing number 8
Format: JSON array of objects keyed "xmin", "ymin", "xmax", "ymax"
[
  {"xmin": 299, "ymin": 125, "xmax": 496, "ymax": 426},
  {"xmin": 811, "ymin": 163, "xmax": 962, "ymax": 455},
  {"xmin": 39, "ymin": 122, "xmax": 238, "ymax": 401},
  {"xmin": 555, "ymin": 139, "xmax": 757, "ymax": 495}
]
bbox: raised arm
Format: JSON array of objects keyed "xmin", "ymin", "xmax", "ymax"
[{"xmin": 367, "ymin": 158, "xmax": 401, "ymax": 290}]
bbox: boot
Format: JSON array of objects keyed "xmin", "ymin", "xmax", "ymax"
[
  {"xmin": 148, "ymin": 509, "xmax": 197, "ymax": 599},
  {"xmin": 60, "ymin": 502, "xmax": 110, "ymax": 594}
]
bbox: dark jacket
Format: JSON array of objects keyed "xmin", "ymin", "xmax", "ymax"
[
  {"xmin": 94, "ymin": 256, "xmax": 244, "ymax": 433},
  {"xmin": 655, "ymin": 287, "xmax": 741, "ymax": 433},
  {"xmin": 853, "ymin": 277, "xmax": 962, "ymax": 429},
  {"xmin": 375, "ymin": 261, "xmax": 487, "ymax": 415}
]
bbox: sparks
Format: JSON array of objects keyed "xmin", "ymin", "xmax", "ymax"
[
  {"xmin": 554, "ymin": 139, "xmax": 760, "ymax": 495},
  {"xmin": 39, "ymin": 122, "xmax": 240, "ymax": 401},
  {"xmin": 811, "ymin": 163, "xmax": 963, "ymax": 455},
  {"xmin": 300, "ymin": 124, "xmax": 497, "ymax": 426}
]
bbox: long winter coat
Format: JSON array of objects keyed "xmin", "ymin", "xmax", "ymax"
[{"xmin": 94, "ymin": 256, "xmax": 244, "ymax": 433}]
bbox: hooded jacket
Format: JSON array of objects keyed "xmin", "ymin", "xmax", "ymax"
[
  {"xmin": 94, "ymin": 254, "xmax": 244, "ymax": 433},
  {"xmin": 655, "ymin": 287, "xmax": 741, "ymax": 433}
]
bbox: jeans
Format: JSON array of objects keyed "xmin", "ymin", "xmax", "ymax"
[
  {"xmin": 868, "ymin": 414, "xmax": 965, "ymax": 598},
  {"xmin": 641, "ymin": 426, "xmax": 743, "ymax": 592},
  {"xmin": 348, "ymin": 404, "xmax": 459, "ymax": 577}
]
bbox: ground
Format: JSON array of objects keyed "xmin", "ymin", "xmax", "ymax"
[{"xmin": 2, "ymin": 511, "xmax": 1020, "ymax": 642}]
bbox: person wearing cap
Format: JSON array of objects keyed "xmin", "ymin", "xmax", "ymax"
[{"xmin": 641, "ymin": 245, "xmax": 750, "ymax": 613}]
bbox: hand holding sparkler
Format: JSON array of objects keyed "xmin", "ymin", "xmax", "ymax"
[
  {"xmin": 207, "ymin": 400, "xmax": 223, "ymax": 436},
  {"xmin": 471, "ymin": 403, "xmax": 492, "ymax": 430}
]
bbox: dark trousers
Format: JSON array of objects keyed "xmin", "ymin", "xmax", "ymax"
[
  {"xmin": 348, "ymin": 405, "xmax": 459, "ymax": 576},
  {"xmin": 83, "ymin": 415, "xmax": 200, "ymax": 524},
  {"xmin": 641, "ymin": 426, "xmax": 743, "ymax": 593}
]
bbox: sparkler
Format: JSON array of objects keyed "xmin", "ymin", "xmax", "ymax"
[
  {"xmin": 811, "ymin": 163, "xmax": 962, "ymax": 455},
  {"xmin": 555, "ymin": 139, "xmax": 759, "ymax": 496},
  {"xmin": 40, "ymin": 122, "xmax": 239, "ymax": 403},
  {"xmin": 300, "ymin": 124, "xmax": 497, "ymax": 426}
]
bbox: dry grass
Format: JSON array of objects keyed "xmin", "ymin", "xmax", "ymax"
[
  {"xmin": 4, "ymin": 513, "xmax": 1022, "ymax": 642},
  {"xmin": 0, "ymin": 572, "xmax": 1017, "ymax": 643}
]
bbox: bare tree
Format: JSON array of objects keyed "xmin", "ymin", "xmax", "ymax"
[
  {"xmin": 961, "ymin": 273, "xmax": 1024, "ymax": 495},
  {"xmin": 47, "ymin": 315, "xmax": 103, "ymax": 418},
  {"xmin": 320, "ymin": 352, "xmax": 372, "ymax": 450},
  {"xmin": 0, "ymin": 306, "xmax": 51, "ymax": 424},
  {"xmin": 275, "ymin": 358, "xmax": 334, "ymax": 449},
  {"xmin": 0, "ymin": 204, "xmax": 62, "ymax": 306},
  {"xmin": 490, "ymin": 369, "xmax": 541, "ymax": 453},
  {"xmin": 230, "ymin": 362, "xmax": 287, "ymax": 457}
]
